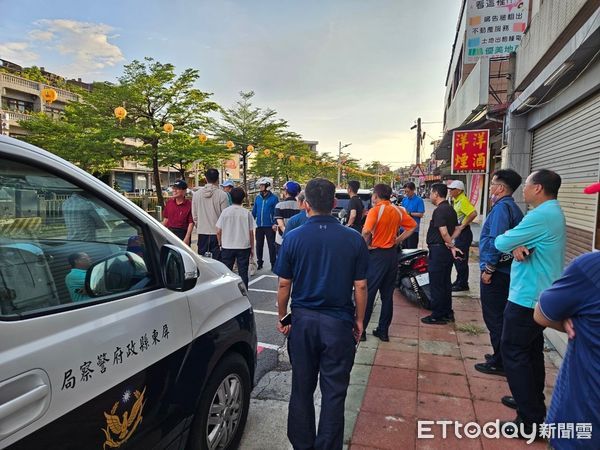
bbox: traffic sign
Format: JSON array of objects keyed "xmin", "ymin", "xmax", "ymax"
[{"xmin": 411, "ymin": 164, "xmax": 425, "ymax": 177}]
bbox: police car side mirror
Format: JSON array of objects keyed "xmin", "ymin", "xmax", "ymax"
[
  {"xmin": 160, "ymin": 245, "xmax": 199, "ymax": 291},
  {"xmin": 86, "ymin": 251, "xmax": 149, "ymax": 297}
]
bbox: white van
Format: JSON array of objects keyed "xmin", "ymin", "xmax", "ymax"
[{"xmin": 0, "ymin": 136, "xmax": 257, "ymax": 450}]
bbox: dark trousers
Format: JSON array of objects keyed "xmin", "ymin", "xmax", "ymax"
[
  {"xmin": 168, "ymin": 227, "xmax": 187, "ymax": 241},
  {"xmin": 403, "ymin": 232, "xmax": 419, "ymax": 249},
  {"xmin": 363, "ymin": 248, "xmax": 398, "ymax": 334},
  {"xmin": 197, "ymin": 234, "xmax": 221, "ymax": 261},
  {"xmin": 288, "ymin": 308, "xmax": 356, "ymax": 450},
  {"xmin": 453, "ymin": 226, "xmax": 473, "ymax": 288},
  {"xmin": 221, "ymin": 248, "xmax": 251, "ymax": 287},
  {"xmin": 501, "ymin": 302, "xmax": 546, "ymax": 425},
  {"xmin": 428, "ymin": 245, "xmax": 454, "ymax": 319},
  {"xmin": 255, "ymin": 227, "xmax": 276, "ymax": 267},
  {"xmin": 480, "ymin": 271, "xmax": 510, "ymax": 367}
]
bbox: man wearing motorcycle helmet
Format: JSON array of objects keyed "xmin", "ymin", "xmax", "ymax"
[
  {"xmin": 274, "ymin": 180, "xmax": 302, "ymax": 254},
  {"xmin": 252, "ymin": 177, "xmax": 278, "ymax": 270}
]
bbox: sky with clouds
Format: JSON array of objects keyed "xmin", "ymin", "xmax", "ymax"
[{"xmin": 0, "ymin": 0, "xmax": 461, "ymax": 169}]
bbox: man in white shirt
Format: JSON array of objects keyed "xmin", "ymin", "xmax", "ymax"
[{"xmin": 216, "ymin": 187, "xmax": 256, "ymax": 287}]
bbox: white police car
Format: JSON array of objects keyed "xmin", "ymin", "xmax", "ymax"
[{"xmin": 0, "ymin": 135, "xmax": 257, "ymax": 449}]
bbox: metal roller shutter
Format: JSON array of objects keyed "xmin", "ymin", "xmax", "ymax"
[{"xmin": 531, "ymin": 91, "xmax": 600, "ymax": 261}]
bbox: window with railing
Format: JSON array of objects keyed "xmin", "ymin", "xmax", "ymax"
[{"xmin": 1, "ymin": 97, "xmax": 34, "ymax": 113}]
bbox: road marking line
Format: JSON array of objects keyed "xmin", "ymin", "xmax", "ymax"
[
  {"xmin": 249, "ymin": 288, "xmax": 278, "ymax": 294},
  {"xmin": 258, "ymin": 342, "xmax": 280, "ymax": 351},
  {"xmin": 249, "ymin": 275, "xmax": 267, "ymax": 286},
  {"xmin": 254, "ymin": 309, "xmax": 278, "ymax": 316}
]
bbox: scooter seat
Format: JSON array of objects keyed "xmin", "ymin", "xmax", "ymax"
[{"xmin": 399, "ymin": 248, "xmax": 428, "ymax": 259}]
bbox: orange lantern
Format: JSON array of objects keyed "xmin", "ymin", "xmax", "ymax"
[
  {"xmin": 114, "ymin": 106, "xmax": 127, "ymax": 122},
  {"xmin": 226, "ymin": 140, "xmax": 235, "ymax": 150},
  {"xmin": 277, "ymin": 153, "xmax": 284, "ymax": 160},
  {"xmin": 41, "ymin": 87, "xmax": 58, "ymax": 104},
  {"xmin": 289, "ymin": 155, "xmax": 296, "ymax": 161},
  {"xmin": 163, "ymin": 123, "xmax": 174, "ymax": 133},
  {"xmin": 247, "ymin": 144, "xmax": 254, "ymax": 153},
  {"xmin": 263, "ymin": 149, "xmax": 271, "ymax": 156},
  {"xmin": 198, "ymin": 133, "xmax": 207, "ymax": 143}
]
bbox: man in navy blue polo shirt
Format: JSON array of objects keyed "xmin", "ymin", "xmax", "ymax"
[{"xmin": 274, "ymin": 178, "xmax": 369, "ymax": 450}]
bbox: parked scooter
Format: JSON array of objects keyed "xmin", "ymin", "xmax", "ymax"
[{"xmin": 396, "ymin": 248, "xmax": 432, "ymax": 309}]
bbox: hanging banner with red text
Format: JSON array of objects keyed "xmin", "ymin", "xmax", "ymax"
[{"xmin": 451, "ymin": 129, "xmax": 490, "ymax": 174}]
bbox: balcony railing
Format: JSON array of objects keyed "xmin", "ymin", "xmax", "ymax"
[
  {"xmin": 0, "ymin": 73, "xmax": 79, "ymax": 102},
  {"xmin": 43, "ymin": 84, "xmax": 79, "ymax": 102},
  {"xmin": 0, "ymin": 73, "xmax": 40, "ymax": 91},
  {"xmin": 1, "ymin": 109, "xmax": 33, "ymax": 124}
]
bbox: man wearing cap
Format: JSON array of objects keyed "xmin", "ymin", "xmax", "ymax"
[
  {"xmin": 533, "ymin": 181, "xmax": 600, "ymax": 450},
  {"xmin": 274, "ymin": 181, "xmax": 302, "ymax": 255},
  {"xmin": 221, "ymin": 180, "xmax": 235, "ymax": 205},
  {"xmin": 192, "ymin": 168, "xmax": 230, "ymax": 260},
  {"xmin": 162, "ymin": 180, "xmax": 193, "ymax": 245},
  {"xmin": 252, "ymin": 177, "xmax": 278, "ymax": 270},
  {"xmin": 448, "ymin": 180, "xmax": 478, "ymax": 292}
]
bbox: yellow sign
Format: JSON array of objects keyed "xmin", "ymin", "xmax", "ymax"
[{"xmin": 102, "ymin": 387, "xmax": 146, "ymax": 449}]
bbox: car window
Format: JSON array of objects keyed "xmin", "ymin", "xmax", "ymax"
[{"xmin": 0, "ymin": 158, "xmax": 156, "ymax": 317}]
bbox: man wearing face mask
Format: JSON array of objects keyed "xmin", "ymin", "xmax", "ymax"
[{"xmin": 475, "ymin": 169, "xmax": 524, "ymax": 376}]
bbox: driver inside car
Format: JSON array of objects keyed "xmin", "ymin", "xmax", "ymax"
[{"xmin": 65, "ymin": 252, "xmax": 92, "ymax": 302}]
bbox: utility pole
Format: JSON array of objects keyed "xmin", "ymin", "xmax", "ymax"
[
  {"xmin": 416, "ymin": 117, "xmax": 422, "ymax": 165},
  {"xmin": 337, "ymin": 141, "xmax": 352, "ymax": 187},
  {"xmin": 410, "ymin": 118, "xmax": 422, "ymax": 165}
]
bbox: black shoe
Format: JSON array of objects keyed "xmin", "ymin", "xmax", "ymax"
[
  {"xmin": 360, "ymin": 331, "xmax": 367, "ymax": 342},
  {"xmin": 451, "ymin": 285, "xmax": 470, "ymax": 292},
  {"xmin": 421, "ymin": 314, "xmax": 449, "ymax": 325},
  {"xmin": 474, "ymin": 362, "xmax": 505, "ymax": 376},
  {"xmin": 499, "ymin": 417, "xmax": 541, "ymax": 440},
  {"xmin": 257, "ymin": 263, "xmax": 263, "ymax": 270},
  {"xmin": 485, "ymin": 353, "xmax": 493, "ymax": 361},
  {"xmin": 444, "ymin": 313, "xmax": 455, "ymax": 323},
  {"xmin": 372, "ymin": 328, "xmax": 389, "ymax": 342},
  {"xmin": 501, "ymin": 396, "xmax": 518, "ymax": 410}
]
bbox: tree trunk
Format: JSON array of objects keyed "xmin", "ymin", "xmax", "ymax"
[
  {"xmin": 242, "ymin": 152, "xmax": 249, "ymax": 206},
  {"xmin": 152, "ymin": 146, "xmax": 164, "ymax": 207}
]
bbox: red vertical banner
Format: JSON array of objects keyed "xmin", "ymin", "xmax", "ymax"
[{"xmin": 451, "ymin": 129, "xmax": 489, "ymax": 174}]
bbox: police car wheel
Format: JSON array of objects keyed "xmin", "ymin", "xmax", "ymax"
[{"xmin": 188, "ymin": 353, "xmax": 251, "ymax": 450}]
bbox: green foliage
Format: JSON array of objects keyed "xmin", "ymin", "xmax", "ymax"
[
  {"xmin": 19, "ymin": 57, "xmax": 220, "ymax": 206},
  {"xmin": 208, "ymin": 91, "xmax": 301, "ymax": 191},
  {"xmin": 21, "ymin": 66, "xmax": 49, "ymax": 83}
]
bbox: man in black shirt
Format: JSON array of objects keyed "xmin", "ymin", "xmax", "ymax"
[
  {"xmin": 345, "ymin": 180, "xmax": 364, "ymax": 232},
  {"xmin": 422, "ymin": 183, "xmax": 462, "ymax": 325}
]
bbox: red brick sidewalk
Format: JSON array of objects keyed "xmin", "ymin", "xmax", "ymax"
[{"xmin": 349, "ymin": 290, "xmax": 559, "ymax": 449}]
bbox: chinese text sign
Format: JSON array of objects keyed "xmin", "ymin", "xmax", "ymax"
[
  {"xmin": 452, "ymin": 130, "xmax": 489, "ymax": 174},
  {"xmin": 465, "ymin": 0, "xmax": 529, "ymax": 63}
]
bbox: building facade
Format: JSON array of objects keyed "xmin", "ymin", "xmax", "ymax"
[
  {"xmin": 505, "ymin": 0, "xmax": 600, "ymax": 260},
  {"xmin": 434, "ymin": 0, "xmax": 532, "ymax": 221}
]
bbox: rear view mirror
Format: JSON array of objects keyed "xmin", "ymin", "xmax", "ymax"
[{"xmin": 160, "ymin": 245, "xmax": 199, "ymax": 291}]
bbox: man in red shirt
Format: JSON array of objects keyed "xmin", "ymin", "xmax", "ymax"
[{"xmin": 162, "ymin": 180, "xmax": 193, "ymax": 245}]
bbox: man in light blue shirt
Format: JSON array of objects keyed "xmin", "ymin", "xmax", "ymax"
[
  {"xmin": 401, "ymin": 182, "xmax": 425, "ymax": 249},
  {"xmin": 494, "ymin": 169, "xmax": 566, "ymax": 438}
]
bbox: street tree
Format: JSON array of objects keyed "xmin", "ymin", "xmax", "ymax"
[
  {"xmin": 208, "ymin": 91, "xmax": 299, "ymax": 194},
  {"xmin": 20, "ymin": 57, "xmax": 220, "ymax": 206}
]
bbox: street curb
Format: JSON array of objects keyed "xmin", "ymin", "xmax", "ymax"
[{"xmin": 344, "ymin": 303, "xmax": 382, "ymax": 447}]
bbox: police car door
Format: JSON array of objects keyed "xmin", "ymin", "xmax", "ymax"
[{"xmin": 0, "ymin": 156, "xmax": 192, "ymax": 449}]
